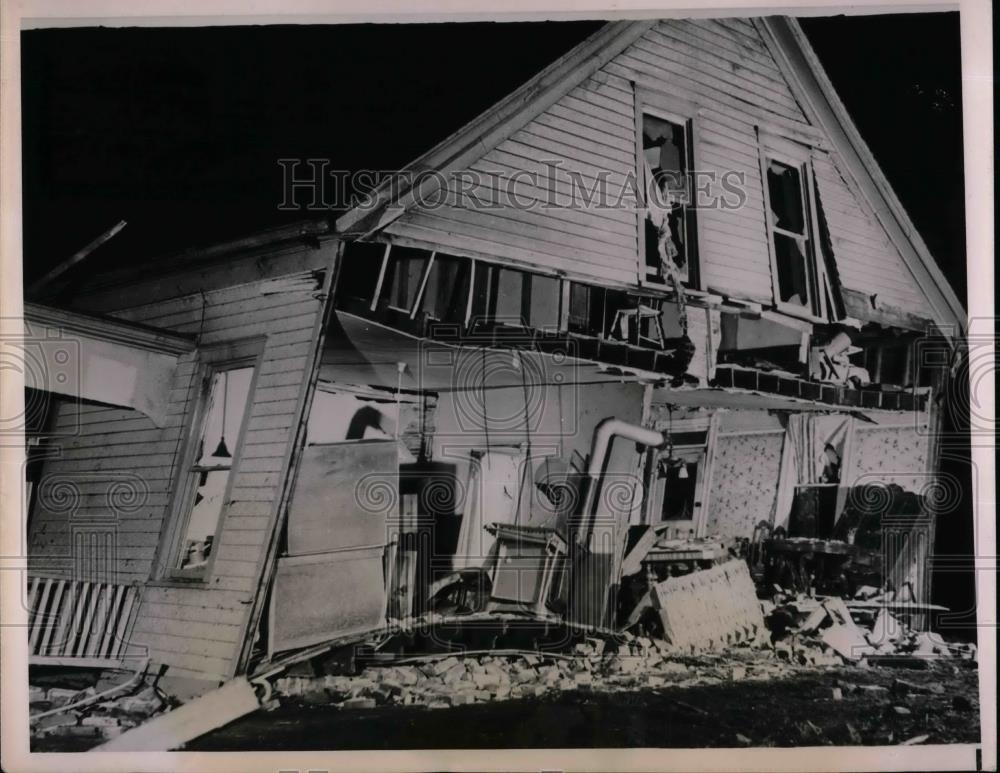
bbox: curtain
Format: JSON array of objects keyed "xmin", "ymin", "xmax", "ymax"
[{"xmin": 773, "ymin": 413, "xmax": 855, "ymax": 529}]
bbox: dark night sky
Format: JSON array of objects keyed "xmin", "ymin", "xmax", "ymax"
[{"xmin": 20, "ymin": 14, "xmax": 965, "ymax": 301}]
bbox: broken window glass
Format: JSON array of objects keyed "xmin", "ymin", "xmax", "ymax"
[
  {"xmin": 177, "ymin": 364, "xmax": 254, "ymax": 572},
  {"xmin": 567, "ymin": 283, "xmax": 592, "ymax": 334},
  {"xmin": 382, "ymin": 246, "xmax": 430, "ymax": 311},
  {"xmin": 471, "ymin": 265, "xmax": 561, "ymax": 330},
  {"xmin": 766, "ymin": 159, "xmax": 816, "ymax": 311},
  {"xmin": 767, "ymin": 160, "xmax": 806, "ymax": 234},
  {"xmin": 528, "ymin": 274, "xmax": 560, "ymax": 331},
  {"xmin": 418, "ymin": 253, "xmax": 469, "ymax": 322},
  {"xmin": 642, "ymin": 113, "xmax": 693, "ymax": 285},
  {"xmin": 773, "ymin": 231, "xmax": 810, "ymax": 307}
]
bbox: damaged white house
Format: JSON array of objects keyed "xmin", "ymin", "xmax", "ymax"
[{"xmin": 22, "ymin": 16, "xmax": 965, "ymax": 698}]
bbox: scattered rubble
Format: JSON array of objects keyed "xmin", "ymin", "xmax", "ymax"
[
  {"xmin": 272, "ymin": 633, "xmax": 783, "ymax": 712},
  {"xmin": 762, "ymin": 586, "xmax": 976, "ymax": 668},
  {"xmin": 29, "ymin": 680, "xmax": 173, "ymax": 743}
]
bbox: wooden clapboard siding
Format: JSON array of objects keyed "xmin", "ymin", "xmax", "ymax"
[
  {"xmin": 28, "ymin": 247, "xmax": 330, "ymax": 681},
  {"xmin": 385, "ymin": 68, "xmax": 641, "ymax": 286},
  {"xmin": 810, "ymin": 152, "xmax": 928, "ymax": 311},
  {"xmin": 383, "ymin": 17, "xmax": 936, "ymax": 319}
]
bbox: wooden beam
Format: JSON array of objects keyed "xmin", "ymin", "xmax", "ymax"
[
  {"xmin": 23, "ymin": 303, "xmax": 195, "ymax": 356},
  {"xmin": 27, "ymin": 220, "xmax": 126, "ymax": 296},
  {"xmin": 841, "ymin": 288, "xmax": 937, "ymax": 334},
  {"xmin": 91, "ymin": 678, "xmax": 260, "ymax": 751}
]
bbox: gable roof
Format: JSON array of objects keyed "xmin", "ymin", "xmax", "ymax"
[{"xmin": 337, "ymin": 16, "xmax": 965, "ymax": 343}]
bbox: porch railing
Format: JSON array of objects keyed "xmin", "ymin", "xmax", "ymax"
[{"xmin": 27, "ymin": 574, "xmax": 142, "ymax": 667}]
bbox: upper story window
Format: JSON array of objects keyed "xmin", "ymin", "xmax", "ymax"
[
  {"xmin": 757, "ymin": 131, "xmax": 844, "ymax": 323},
  {"xmin": 636, "ymin": 90, "xmax": 699, "ymax": 290},
  {"xmin": 168, "ymin": 346, "xmax": 258, "ymax": 579},
  {"xmin": 765, "ymin": 158, "xmax": 817, "ymax": 312}
]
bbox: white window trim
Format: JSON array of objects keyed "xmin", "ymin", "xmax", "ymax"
[
  {"xmin": 758, "ymin": 134, "xmax": 828, "ymax": 323},
  {"xmin": 155, "ymin": 338, "xmax": 264, "ymax": 583},
  {"xmin": 760, "ymin": 149, "xmax": 826, "ymax": 322}
]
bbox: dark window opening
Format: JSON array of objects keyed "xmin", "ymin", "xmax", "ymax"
[
  {"xmin": 418, "ymin": 254, "xmax": 470, "ymax": 323},
  {"xmin": 337, "ymin": 241, "xmax": 388, "ymax": 302},
  {"xmin": 766, "ymin": 160, "xmax": 806, "ymax": 234},
  {"xmin": 471, "ymin": 264, "xmax": 561, "ymax": 330},
  {"xmin": 879, "ymin": 342, "xmax": 910, "ymax": 386},
  {"xmin": 382, "ymin": 246, "xmax": 430, "ymax": 311},
  {"xmin": 773, "ymin": 232, "xmax": 811, "ymax": 307},
  {"xmin": 659, "ymin": 459, "xmax": 698, "ymax": 521}
]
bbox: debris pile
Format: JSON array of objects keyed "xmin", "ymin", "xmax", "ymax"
[
  {"xmin": 272, "ymin": 628, "xmax": 791, "ymax": 712},
  {"xmin": 764, "ymin": 589, "xmax": 977, "ymax": 667},
  {"xmin": 30, "ymin": 682, "xmax": 171, "ymax": 742},
  {"xmin": 650, "ymin": 560, "xmax": 768, "ymax": 650}
]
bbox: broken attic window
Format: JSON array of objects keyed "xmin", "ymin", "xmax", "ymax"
[
  {"xmin": 864, "ymin": 340, "xmax": 913, "ymax": 386},
  {"xmin": 177, "ymin": 364, "xmax": 254, "ymax": 572},
  {"xmin": 471, "ymin": 264, "xmax": 561, "ymax": 329},
  {"xmin": 566, "ymin": 283, "xmax": 654, "ymax": 343},
  {"xmin": 642, "ymin": 113, "xmax": 693, "ymax": 286},
  {"xmin": 567, "ymin": 283, "xmax": 599, "ymax": 335},
  {"xmin": 382, "ymin": 246, "xmax": 430, "ymax": 311},
  {"xmin": 417, "ymin": 253, "xmax": 470, "ymax": 322},
  {"xmin": 337, "ymin": 241, "xmax": 387, "ymax": 304},
  {"xmin": 766, "ymin": 159, "xmax": 818, "ymax": 313}
]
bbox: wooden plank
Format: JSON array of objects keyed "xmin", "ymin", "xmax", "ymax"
[
  {"xmin": 633, "ymin": 33, "xmax": 803, "ymax": 117},
  {"xmin": 93, "ymin": 678, "xmax": 260, "ymax": 752},
  {"xmin": 85, "ymin": 584, "xmax": 113, "ymax": 658},
  {"xmin": 50, "ymin": 581, "xmax": 75, "ymax": 656},
  {"xmin": 29, "ymin": 578, "xmax": 54, "ymax": 654},
  {"xmin": 134, "ymin": 615, "xmax": 243, "ymax": 643},
  {"xmin": 132, "ymin": 629, "xmax": 238, "ymax": 659},
  {"xmin": 139, "ymin": 602, "xmax": 247, "ymax": 627},
  {"xmin": 74, "ymin": 582, "xmax": 98, "ymax": 657},
  {"xmin": 546, "ymin": 100, "xmax": 634, "ymax": 142},
  {"xmin": 37, "ymin": 580, "xmax": 66, "ymax": 656},
  {"xmin": 26, "ymin": 576, "xmax": 40, "ymax": 624},
  {"xmin": 519, "ymin": 117, "xmax": 635, "ymax": 166},
  {"xmin": 401, "ymin": 208, "xmax": 635, "ymax": 271},
  {"xmin": 385, "ymin": 220, "xmax": 637, "ymax": 287},
  {"xmin": 30, "ymin": 655, "xmax": 128, "ymax": 669},
  {"xmin": 100, "ymin": 584, "xmax": 127, "ymax": 658},
  {"xmin": 111, "ymin": 585, "xmax": 139, "ymax": 657}
]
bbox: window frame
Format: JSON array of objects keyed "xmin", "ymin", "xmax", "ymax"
[
  {"xmin": 156, "ymin": 338, "xmax": 264, "ymax": 583},
  {"xmin": 650, "ymin": 443, "xmax": 706, "ymax": 532},
  {"xmin": 634, "ymin": 88, "xmax": 701, "ymax": 292},
  {"xmin": 758, "ymin": 136, "xmax": 827, "ymax": 322}
]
